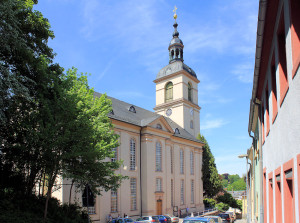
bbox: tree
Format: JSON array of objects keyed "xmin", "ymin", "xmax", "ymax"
[
  {"xmin": 197, "ymin": 134, "xmax": 222, "ymax": 198},
  {"xmin": 0, "ymin": 1, "xmax": 126, "ymax": 220},
  {"xmin": 216, "ymin": 192, "xmax": 242, "ymax": 210},
  {"xmin": 227, "ymin": 178, "xmax": 246, "ymax": 191}
]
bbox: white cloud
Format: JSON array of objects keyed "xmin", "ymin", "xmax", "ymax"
[
  {"xmin": 231, "ymin": 63, "xmax": 253, "ymax": 83},
  {"xmin": 201, "ymin": 118, "xmax": 228, "ymax": 130}
]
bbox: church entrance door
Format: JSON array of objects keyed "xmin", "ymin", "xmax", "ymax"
[{"xmin": 156, "ymin": 199, "xmax": 162, "ymax": 215}]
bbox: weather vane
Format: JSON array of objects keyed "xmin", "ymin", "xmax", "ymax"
[{"xmin": 173, "ymin": 5, "xmax": 177, "ymax": 20}]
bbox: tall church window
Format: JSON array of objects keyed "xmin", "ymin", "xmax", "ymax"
[
  {"xmin": 165, "ymin": 82, "xmax": 173, "ymax": 102},
  {"xmin": 171, "ymin": 179, "xmax": 174, "ymax": 206},
  {"xmin": 191, "ymin": 180, "xmax": 194, "ymax": 204},
  {"xmin": 156, "ymin": 178, "xmax": 162, "ymax": 192},
  {"xmin": 171, "ymin": 147, "xmax": 174, "ymax": 174},
  {"xmin": 190, "ymin": 151, "xmax": 194, "ymax": 175},
  {"xmin": 111, "ymin": 190, "xmax": 118, "ymax": 212},
  {"xmin": 111, "ymin": 147, "xmax": 118, "ymax": 162},
  {"xmin": 180, "ymin": 179, "xmax": 184, "ymax": 205},
  {"xmin": 82, "ymin": 185, "xmax": 95, "ymax": 214},
  {"xmin": 180, "ymin": 149, "xmax": 184, "ymax": 174},
  {"xmin": 130, "ymin": 178, "xmax": 137, "ymax": 210},
  {"xmin": 188, "ymin": 83, "xmax": 192, "ymax": 102},
  {"xmin": 156, "ymin": 142, "xmax": 162, "ymax": 171},
  {"xmin": 130, "ymin": 138, "xmax": 136, "ymax": 170}
]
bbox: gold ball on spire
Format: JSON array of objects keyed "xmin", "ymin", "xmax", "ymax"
[
  {"xmin": 173, "ymin": 5, "xmax": 178, "ymax": 20},
  {"xmin": 173, "ymin": 14, "xmax": 177, "ymax": 20}
]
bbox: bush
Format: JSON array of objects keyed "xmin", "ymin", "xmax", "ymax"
[
  {"xmin": 0, "ymin": 192, "xmax": 89, "ymax": 223},
  {"xmin": 203, "ymin": 198, "xmax": 216, "ymax": 209},
  {"xmin": 216, "ymin": 192, "xmax": 242, "ymax": 210},
  {"xmin": 215, "ymin": 202, "xmax": 229, "ymax": 212}
]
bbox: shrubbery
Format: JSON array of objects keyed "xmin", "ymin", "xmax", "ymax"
[
  {"xmin": 215, "ymin": 202, "xmax": 229, "ymax": 212},
  {"xmin": 0, "ymin": 191, "xmax": 89, "ymax": 223}
]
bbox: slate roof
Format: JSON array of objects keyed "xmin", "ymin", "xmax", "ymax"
[
  {"xmin": 94, "ymin": 92, "xmax": 203, "ymax": 144},
  {"xmin": 155, "ymin": 61, "xmax": 197, "ymax": 80}
]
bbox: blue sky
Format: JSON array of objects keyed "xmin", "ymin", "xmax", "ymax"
[{"xmin": 35, "ymin": 0, "xmax": 259, "ymax": 176}]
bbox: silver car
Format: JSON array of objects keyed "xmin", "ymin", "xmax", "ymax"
[
  {"xmin": 135, "ymin": 216, "xmax": 160, "ymax": 223},
  {"xmin": 164, "ymin": 214, "xmax": 179, "ymax": 223},
  {"xmin": 205, "ymin": 216, "xmax": 222, "ymax": 223}
]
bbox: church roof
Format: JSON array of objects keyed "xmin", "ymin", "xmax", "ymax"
[
  {"xmin": 155, "ymin": 61, "xmax": 197, "ymax": 80},
  {"xmin": 94, "ymin": 92, "xmax": 202, "ymax": 143}
]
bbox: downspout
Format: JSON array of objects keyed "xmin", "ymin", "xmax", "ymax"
[
  {"xmin": 249, "ymin": 0, "xmax": 267, "ymax": 222},
  {"xmin": 140, "ymin": 129, "xmax": 143, "ymax": 217}
]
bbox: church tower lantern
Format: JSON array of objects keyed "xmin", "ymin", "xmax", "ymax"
[{"xmin": 154, "ymin": 6, "xmax": 201, "ymax": 137}]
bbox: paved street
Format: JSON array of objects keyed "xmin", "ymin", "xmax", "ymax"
[{"xmin": 235, "ymin": 219, "xmax": 247, "ymax": 223}]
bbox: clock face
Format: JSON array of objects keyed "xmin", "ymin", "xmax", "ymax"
[
  {"xmin": 190, "ymin": 108, "xmax": 194, "ymax": 116},
  {"xmin": 166, "ymin": 108, "xmax": 172, "ymax": 116}
]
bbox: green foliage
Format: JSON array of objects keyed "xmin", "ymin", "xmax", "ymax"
[
  {"xmin": 236, "ymin": 200, "xmax": 243, "ymax": 211},
  {"xmin": 0, "ymin": 192, "xmax": 89, "ymax": 223},
  {"xmin": 216, "ymin": 192, "xmax": 242, "ymax": 210},
  {"xmin": 215, "ymin": 202, "xmax": 229, "ymax": 212},
  {"xmin": 0, "ymin": 0, "xmax": 126, "ymax": 220},
  {"xmin": 203, "ymin": 198, "xmax": 217, "ymax": 209},
  {"xmin": 221, "ymin": 174, "xmax": 246, "ymax": 191},
  {"xmin": 197, "ymin": 134, "xmax": 222, "ymax": 198},
  {"xmin": 227, "ymin": 178, "xmax": 246, "ymax": 191}
]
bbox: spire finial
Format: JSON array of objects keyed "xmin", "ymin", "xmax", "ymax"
[{"xmin": 173, "ymin": 6, "xmax": 177, "ymax": 20}]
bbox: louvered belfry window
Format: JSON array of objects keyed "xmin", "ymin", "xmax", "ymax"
[{"xmin": 165, "ymin": 82, "xmax": 173, "ymax": 102}]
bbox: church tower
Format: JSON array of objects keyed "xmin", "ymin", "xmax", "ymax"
[{"xmin": 154, "ymin": 8, "xmax": 200, "ymax": 137}]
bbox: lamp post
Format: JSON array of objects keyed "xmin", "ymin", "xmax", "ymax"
[{"xmin": 238, "ymin": 154, "xmax": 249, "ymax": 223}]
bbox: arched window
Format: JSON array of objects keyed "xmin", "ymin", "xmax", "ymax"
[
  {"xmin": 156, "ymin": 124, "xmax": 162, "ymax": 129},
  {"xmin": 82, "ymin": 185, "xmax": 95, "ymax": 213},
  {"xmin": 156, "ymin": 142, "xmax": 162, "ymax": 171},
  {"xmin": 175, "ymin": 48, "xmax": 179, "ymax": 58},
  {"xmin": 188, "ymin": 82, "xmax": 192, "ymax": 102},
  {"xmin": 190, "ymin": 151, "xmax": 194, "ymax": 175},
  {"xmin": 130, "ymin": 178, "xmax": 137, "ymax": 210},
  {"xmin": 165, "ymin": 82, "xmax": 173, "ymax": 102},
  {"xmin": 130, "ymin": 138, "xmax": 136, "ymax": 170},
  {"xmin": 171, "ymin": 50, "xmax": 175, "ymax": 59}
]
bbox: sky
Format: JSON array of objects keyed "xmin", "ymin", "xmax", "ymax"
[{"xmin": 35, "ymin": 0, "xmax": 259, "ymax": 176}]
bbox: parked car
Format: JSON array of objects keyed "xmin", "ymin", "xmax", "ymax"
[
  {"xmin": 205, "ymin": 216, "xmax": 222, "ymax": 223},
  {"xmin": 183, "ymin": 217, "xmax": 215, "ymax": 223},
  {"xmin": 152, "ymin": 215, "xmax": 171, "ymax": 223},
  {"xmin": 135, "ymin": 216, "xmax": 160, "ymax": 223},
  {"xmin": 225, "ymin": 212, "xmax": 236, "ymax": 222},
  {"xmin": 164, "ymin": 214, "xmax": 179, "ymax": 223},
  {"xmin": 115, "ymin": 218, "xmax": 135, "ymax": 223},
  {"xmin": 218, "ymin": 213, "xmax": 232, "ymax": 223}
]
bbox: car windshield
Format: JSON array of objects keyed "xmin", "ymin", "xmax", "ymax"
[
  {"xmin": 218, "ymin": 214, "xmax": 229, "ymax": 218},
  {"xmin": 125, "ymin": 219, "xmax": 134, "ymax": 222},
  {"xmin": 136, "ymin": 218, "xmax": 143, "ymax": 221},
  {"xmin": 142, "ymin": 217, "xmax": 150, "ymax": 220},
  {"xmin": 152, "ymin": 216, "xmax": 159, "ymax": 220}
]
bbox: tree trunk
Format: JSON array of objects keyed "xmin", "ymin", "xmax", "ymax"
[{"xmin": 69, "ymin": 180, "xmax": 74, "ymax": 204}]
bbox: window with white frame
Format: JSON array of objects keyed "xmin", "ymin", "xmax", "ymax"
[
  {"xmin": 180, "ymin": 179, "xmax": 184, "ymax": 205},
  {"xmin": 111, "ymin": 147, "xmax": 118, "ymax": 162},
  {"xmin": 190, "ymin": 151, "xmax": 194, "ymax": 175},
  {"xmin": 156, "ymin": 142, "xmax": 162, "ymax": 171},
  {"xmin": 111, "ymin": 190, "xmax": 118, "ymax": 212},
  {"xmin": 130, "ymin": 178, "xmax": 137, "ymax": 210},
  {"xmin": 156, "ymin": 178, "xmax": 162, "ymax": 192},
  {"xmin": 191, "ymin": 180, "xmax": 194, "ymax": 204},
  {"xmin": 130, "ymin": 138, "xmax": 136, "ymax": 170},
  {"xmin": 180, "ymin": 149, "xmax": 184, "ymax": 174}
]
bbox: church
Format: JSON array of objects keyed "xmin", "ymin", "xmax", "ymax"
[{"xmin": 58, "ymin": 10, "xmax": 205, "ymax": 222}]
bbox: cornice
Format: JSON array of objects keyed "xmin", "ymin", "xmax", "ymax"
[
  {"xmin": 153, "ymin": 69, "xmax": 200, "ymax": 84},
  {"xmin": 154, "ymin": 98, "xmax": 201, "ymax": 111}
]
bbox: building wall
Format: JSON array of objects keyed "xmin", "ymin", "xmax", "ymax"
[
  {"xmin": 59, "ymin": 119, "xmax": 204, "ymax": 223},
  {"xmin": 253, "ymin": 1, "xmax": 300, "ymax": 222}
]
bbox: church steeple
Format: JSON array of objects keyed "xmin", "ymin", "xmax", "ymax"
[
  {"xmin": 154, "ymin": 6, "xmax": 200, "ymax": 138},
  {"xmin": 169, "ymin": 6, "xmax": 184, "ymax": 63}
]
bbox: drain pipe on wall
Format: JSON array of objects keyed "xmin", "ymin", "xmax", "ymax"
[{"xmin": 140, "ymin": 130, "xmax": 143, "ymax": 217}]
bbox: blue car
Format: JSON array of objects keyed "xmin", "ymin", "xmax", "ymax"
[{"xmin": 183, "ymin": 217, "xmax": 215, "ymax": 223}]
